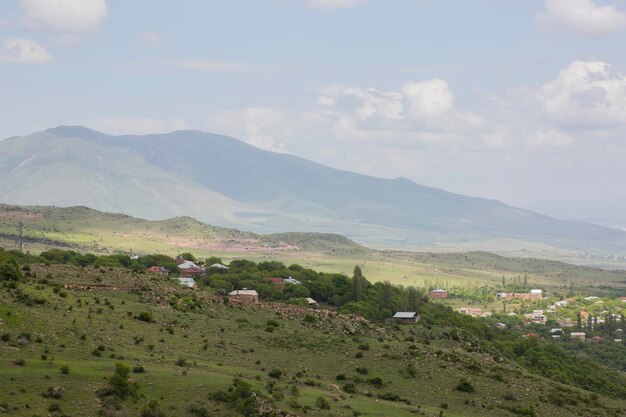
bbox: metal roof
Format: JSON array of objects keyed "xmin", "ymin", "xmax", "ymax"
[
  {"xmin": 393, "ymin": 312, "xmax": 417, "ymax": 318},
  {"xmin": 229, "ymin": 290, "xmax": 258, "ymax": 296}
]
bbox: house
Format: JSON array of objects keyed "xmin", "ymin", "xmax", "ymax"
[
  {"xmin": 146, "ymin": 266, "xmax": 169, "ymax": 277},
  {"xmin": 525, "ymin": 311, "xmax": 547, "ymax": 324},
  {"xmin": 180, "ymin": 267, "xmax": 205, "ymax": 278},
  {"xmin": 530, "ymin": 289, "xmax": 543, "ymax": 298},
  {"xmin": 393, "ymin": 312, "xmax": 419, "ymax": 323},
  {"xmin": 177, "ymin": 277, "xmax": 196, "ymax": 288},
  {"xmin": 495, "ymin": 322, "xmax": 507, "ymax": 329},
  {"xmin": 550, "ymin": 328, "xmax": 563, "ymax": 338},
  {"xmin": 570, "ymin": 332, "xmax": 586, "ymax": 341},
  {"xmin": 428, "ymin": 289, "xmax": 448, "ymax": 299},
  {"xmin": 306, "ymin": 297, "xmax": 318, "ymax": 307},
  {"xmin": 458, "ymin": 308, "xmax": 491, "ymax": 317},
  {"xmin": 178, "ymin": 260, "xmax": 200, "ymax": 270},
  {"xmin": 284, "ymin": 276, "xmax": 302, "ymax": 285},
  {"xmin": 266, "ymin": 277, "xmax": 285, "ymax": 286},
  {"xmin": 209, "ymin": 263, "xmax": 229, "ymax": 270},
  {"xmin": 228, "ymin": 289, "xmax": 259, "ymax": 303},
  {"xmin": 558, "ymin": 319, "xmax": 573, "ymax": 328},
  {"xmin": 495, "ymin": 292, "xmax": 508, "ymax": 299},
  {"xmin": 507, "ymin": 290, "xmax": 542, "ymax": 300}
]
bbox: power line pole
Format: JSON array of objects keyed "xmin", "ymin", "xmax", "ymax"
[{"xmin": 18, "ymin": 221, "xmax": 23, "ymax": 253}]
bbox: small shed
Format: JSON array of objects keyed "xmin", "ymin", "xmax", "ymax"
[
  {"xmin": 428, "ymin": 289, "xmax": 448, "ymax": 299},
  {"xmin": 178, "ymin": 277, "xmax": 196, "ymax": 288},
  {"xmin": 147, "ymin": 266, "xmax": 169, "ymax": 277},
  {"xmin": 228, "ymin": 289, "xmax": 259, "ymax": 303},
  {"xmin": 570, "ymin": 332, "xmax": 586, "ymax": 341},
  {"xmin": 284, "ymin": 276, "xmax": 302, "ymax": 285},
  {"xmin": 209, "ymin": 263, "xmax": 229, "ymax": 270},
  {"xmin": 180, "ymin": 267, "xmax": 205, "ymax": 278},
  {"xmin": 306, "ymin": 297, "xmax": 318, "ymax": 307},
  {"xmin": 393, "ymin": 312, "xmax": 419, "ymax": 323}
]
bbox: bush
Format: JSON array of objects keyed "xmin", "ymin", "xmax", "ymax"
[
  {"xmin": 0, "ymin": 253, "xmax": 22, "ymax": 282},
  {"xmin": 98, "ymin": 363, "xmax": 138, "ymax": 400},
  {"xmin": 336, "ymin": 374, "xmax": 346, "ymax": 381},
  {"xmin": 60, "ymin": 366, "xmax": 70, "ymax": 374},
  {"xmin": 367, "ymin": 377, "xmax": 384, "ymax": 387},
  {"xmin": 268, "ymin": 368, "xmax": 282, "ymax": 379},
  {"xmin": 0, "ymin": 333, "xmax": 10, "ymax": 342},
  {"xmin": 211, "ymin": 378, "xmax": 258, "ymax": 417},
  {"xmin": 188, "ymin": 404, "xmax": 211, "ymax": 417},
  {"xmin": 316, "ymin": 396, "xmax": 331, "ymax": 410},
  {"xmin": 175, "ymin": 358, "xmax": 187, "ymax": 367},
  {"xmin": 342, "ymin": 383, "xmax": 356, "ymax": 394},
  {"xmin": 13, "ymin": 359, "xmax": 25, "ymax": 366},
  {"xmin": 136, "ymin": 312, "xmax": 154, "ymax": 323},
  {"xmin": 141, "ymin": 400, "xmax": 165, "ymax": 417},
  {"xmin": 456, "ymin": 378, "xmax": 475, "ymax": 393}
]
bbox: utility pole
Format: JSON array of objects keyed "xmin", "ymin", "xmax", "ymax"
[{"xmin": 18, "ymin": 221, "xmax": 23, "ymax": 253}]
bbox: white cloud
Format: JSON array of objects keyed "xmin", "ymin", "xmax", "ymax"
[
  {"xmin": 482, "ymin": 130, "xmax": 514, "ymax": 149},
  {"xmin": 208, "ymin": 108, "xmax": 294, "ymax": 151},
  {"xmin": 317, "ymin": 79, "xmax": 483, "ymax": 142},
  {"xmin": 20, "ymin": 0, "xmax": 108, "ymax": 33},
  {"xmin": 538, "ymin": 60, "xmax": 626, "ymax": 126},
  {"xmin": 527, "ymin": 130, "xmax": 574, "ymax": 148},
  {"xmin": 307, "ymin": 0, "xmax": 362, "ymax": 10},
  {"xmin": 176, "ymin": 59, "xmax": 257, "ymax": 72},
  {"xmin": 318, "ymin": 84, "xmax": 403, "ymax": 121},
  {"xmin": 88, "ymin": 117, "xmax": 187, "ymax": 135},
  {"xmin": 402, "ymin": 79, "xmax": 454, "ymax": 119},
  {"xmin": 536, "ymin": 0, "xmax": 626, "ymax": 35},
  {"xmin": 136, "ymin": 32, "xmax": 161, "ymax": 47},
  {"xmin": 0, "ymin": 37, "xmax": 51, "ymax": 64}
]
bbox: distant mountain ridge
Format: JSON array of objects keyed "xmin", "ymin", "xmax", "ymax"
[{"xmin": 2, "ymin": 125, "xmax": 626, "ymax": 255}]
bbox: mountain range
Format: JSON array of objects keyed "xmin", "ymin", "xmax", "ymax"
[{"xmin": 1, "ymin": 126, "xmax": 626, "ymax": 256}]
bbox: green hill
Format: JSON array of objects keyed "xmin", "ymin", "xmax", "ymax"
[
  {"xmin": 2, "ymin": 204, "xmax": 626, "ymax": 293},
  {"xmin": 0, "ymin": 255, "xmax": 625, "ymax": 417},
  {"xmin": 3, "ymin": 126, "xmax": 626, "ymax": 258}
]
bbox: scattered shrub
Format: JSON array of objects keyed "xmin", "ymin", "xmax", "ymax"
[
  {"xmin": 140, "ymin": 399, "xmax": 165, "ymax": 417},
  {"xmin": 136, "ymin": 312, "xmax": 154, "ymax": 323},
  {"xmin": 456, "ymin": 378, "xmax": 475, "ymax": 393},
  {"xmin": 268, "ymin": 369, "xmax": 283, "ymax": 379},
  {"xmin": 316, "ymin": 396, "xmax": 331, "ymax": 410}
]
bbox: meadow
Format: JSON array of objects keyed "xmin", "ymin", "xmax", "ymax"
[{"xmin": 1, "ymin": 263, "xmax": 625, "ymax": 417}]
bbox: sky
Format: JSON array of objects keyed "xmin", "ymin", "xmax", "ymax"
[{"xmin": 1, "ymin": 0, "xmax": 626, "ymax": 207}]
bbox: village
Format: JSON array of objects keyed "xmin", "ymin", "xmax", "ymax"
[{"xmin": 151, "ymin": 256, "xmax": 626, "ymax": 345}]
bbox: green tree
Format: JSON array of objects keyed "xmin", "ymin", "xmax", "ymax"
[
  {"xmin": 351, "ymin": 266, "xmax": 365, "ymax": 302},
  {"xmin": 177, "ymin": 252, "xmax": 197, "ymax": 262},
  {"xmin": 0, "ymin": 250, "xmax": 22, "ymax": 281}
]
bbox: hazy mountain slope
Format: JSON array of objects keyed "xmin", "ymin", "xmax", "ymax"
[
  {"xmin": 523, "ymin": 199, "xmax": 626, "ymax": 231},
  {"xmin": 0, "ymin": 131, "xmax": 248, "ymax": 224},
  {"xmin": 3, "ymin": 126, "xmax": 626, "ymax": 254}
]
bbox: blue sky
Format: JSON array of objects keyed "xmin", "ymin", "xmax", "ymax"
[{"xmin": 2, "ymin": 0, "xmax": 626, "ymax": 207}]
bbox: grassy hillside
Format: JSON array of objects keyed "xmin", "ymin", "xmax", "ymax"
[
  {"xmin": 1, "ymin": 204, "xmax": 625, "ymax": 295},
  {"xmin": 1, "ymin": 263, "xmax": 625, "ymax": 417}
]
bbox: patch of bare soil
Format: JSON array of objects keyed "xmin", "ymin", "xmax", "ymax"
[{"xmin": 0, "ymin": 211, "xmax": 44, "ymax": 220}]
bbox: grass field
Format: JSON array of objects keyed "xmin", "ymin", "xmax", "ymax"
[
  {"xmin": 1, "ymin": 204, "xmax": 626, "ymax": 294},
  {"xmin": 1, "ymin": 264, "xmax": 625, "ymax": 417}
]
